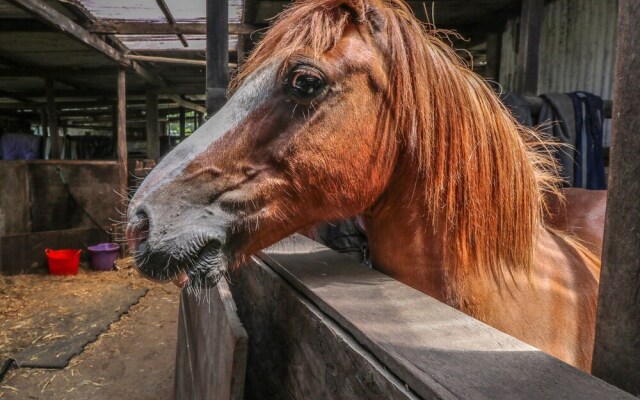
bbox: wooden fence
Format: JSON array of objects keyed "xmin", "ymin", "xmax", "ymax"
[{"xmin": 174, "ymin": 235, "xmax": 633, "ymax": 400}]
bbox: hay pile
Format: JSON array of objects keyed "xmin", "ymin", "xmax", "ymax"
[{"xmin": 0, "ymin": 259, "xmax": 149, "ymax": 363}]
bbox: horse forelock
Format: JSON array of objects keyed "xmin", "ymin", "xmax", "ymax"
[{"xmin": 232, "ymin": 0, "xmax": 563, "ymax": 289}]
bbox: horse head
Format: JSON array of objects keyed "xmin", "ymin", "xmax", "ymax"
[
  {"xmin": 127, "ymin": 0, "xmax": 555, "ymax": 292},
  {"xmin": 127, "ymin": 0, "xmax": 404, "ymax": 288}
]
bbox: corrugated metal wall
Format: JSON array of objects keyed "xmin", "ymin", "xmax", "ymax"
[{"xmin": 500, "ymin": 0, "xmax": 618, "ymax": 99}]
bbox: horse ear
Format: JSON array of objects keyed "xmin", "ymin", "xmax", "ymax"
[
  {"xmin": 339, "ymin": 0, "xmax": 366, "ymax": 22},
  {"xmin": 340, "ymin": 0, "xmax": 386, "ymax": 32},
  {"xmin": 364, "ymin": 2, "xmax": 386, "ymax": 32}
]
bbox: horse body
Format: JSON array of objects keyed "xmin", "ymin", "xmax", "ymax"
[
  {"xmin": 127, "ymin": 0, "xmax": 602, "ymax": 372},
  {"xmin": 546, "ymin": 188, "xmax": 607, "ymax": 255}
]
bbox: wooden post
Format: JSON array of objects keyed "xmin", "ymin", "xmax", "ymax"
[
  {"xmin": 485, "ymin": 33, "xmax": 502, "ymax": 82},
  {"xmin": 45, "ymin": 78, "xmax": 60, "ymax": 159},
  {"xmin": 206, "ymin": 0, "xmax": 229, "ymax": 116},
  {"xmin": 174, "ymin": 281, "xmax": 248, "ymax": 400},
  {"xmin": 592, "ymin": 1, "xmax": 640, "ymax": 395},
  {"xmin": 39, "ymin": 108, "xmax": 48, "ymax": 159},
  {"xmin": 117, "ymin": 69, "xmax": 128, "ymax": 209},
  {"xmin": 179, "ymin": 106, "xmax": 186, "ymax": 141},
  {"xmin": 146, "ymin": 88, "xmax": 160, "ymax": 160},
  {"xmin": 198, "ymin": 112, "xmax": 204, "ymax": 127},
  {"xmin": 514, "ymin": 0, "xmax": 544, "ymax": 96},
  {"xmin": 111, "ymin": 103, "xmax": 118, "ymax": 159}
]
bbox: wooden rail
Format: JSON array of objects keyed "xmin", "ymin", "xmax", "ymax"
[
  {"xmin": 174, "ymin": 235, "xmax": 634, "ymax": 398},
  {"xmin": 245, "ymin": 235, "xmax": 632, "ymax": 399}
]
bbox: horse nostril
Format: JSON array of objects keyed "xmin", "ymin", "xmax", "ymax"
[{"xmin": 127, "ymin": 210, "xmax": 150, "ymax": 252}]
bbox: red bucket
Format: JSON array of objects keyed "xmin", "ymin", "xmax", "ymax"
[{"xmin": 45, "ymin": 249, "xmax": 82, "ymax": 275}]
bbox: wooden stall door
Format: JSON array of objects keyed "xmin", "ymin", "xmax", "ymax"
[{"xmin": 174, "ymin": 281, "xmax": 248, "ymax": 400}]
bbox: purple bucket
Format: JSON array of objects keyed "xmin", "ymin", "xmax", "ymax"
[{"xmin": 88, "ymin": 243, "xmax": 120, "ymax": 271}]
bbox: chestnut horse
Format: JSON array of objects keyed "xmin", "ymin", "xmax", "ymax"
[{"xmin": 127, "ymin": 0, "xmax": 602, "ymax": 372}]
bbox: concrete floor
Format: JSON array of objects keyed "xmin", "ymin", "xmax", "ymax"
[{"xmin": 0, "ymin": 283, "xmax": 181, "ymax": 400}]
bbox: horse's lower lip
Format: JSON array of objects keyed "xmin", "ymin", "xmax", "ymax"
[
  {"xmin": 172, "ymin": 272, "xmax": 189, "ymax": 288},
  {"xmin": 181, "ymin": 242, "xmax": 227, "ymax": 289}
]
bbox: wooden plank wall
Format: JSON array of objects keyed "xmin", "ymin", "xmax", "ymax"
[
  {"xmin": 0, "ymin": 161, "xmax": 30, "ymax": 236},
  {"xmin": 0, "ymin": 227, "xmax": 108, "ymax": 275},
  {"xmin": 174, "ymin": 280, "xmax": 248, "ymax": 400},
  {"xmin": 27, "ymin": 161, "xmax": 120, "ymax": 232},
  {"xmin": 242, "ymin": 235, "xmax": 632, "ymax": 400},
  {"xmin": 229, "ymin": 256, "xmax": 419, "ymax": 400},
  {"xmin": 592, "ymin": 0, "xmax": 640, "ymax": 394}
]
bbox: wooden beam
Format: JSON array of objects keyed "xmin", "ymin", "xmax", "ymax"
[
  {"xmin": 146, "ymin": 89, "xmax": 161, "ymax": 160},
  {"xmin": 237, "ymin": 0, "xmax": 259, "ymax": 66},
  {"xmin": 592, "ymin": 0, "xmax": 640, "ymax": 395},
  {"xmin": 4, "ymin": 0, "xmax": 171, "ymax": 91},
  {"xmin": 111, "ymin": 103, "xmax": 118, "ymax": 158},
  {"xmin": 85, "ymin": 21, "xmax": 261, "ymax": 36},
  {"xmin": 228, "ymin": 235, "xmax": 634, "ymax": 399},
  {"xmin": 155, "ymin": 0, "xmax": 189, "ymax": 48},
  {"xmin": 45, "ymin": 78, "xmax": 60, "ymax": 159},
  {"xmin": 0, "ymin": 89, "xmax": 33, "ymax": 104},
  {"xmin": 175, "ymin": 281, "xmax": 248, "ymax": 400},
  {"xmin": 166, "ymin": 95, "xmax": 206, "ymax": 114},
  {"xmin": 117, "ymin": 69, "xmax": 128, "ymax": 205},
  {"xmin": 0, "ymin": 54, "xmax": 107, "ymax": 92},
  {"xmin": 514, "ymin": 0, "xmax": 544, "ymax": 96},
  {"xmin": 485, "ymin": 33, "xmax": 502, "ymax": 81},
  {"xmin": 179, "ymin": 107, "xmax": 186, "ymax": 141},
  {"xmin": 0, "ymin": 18, "xmax": 52, "ymax": 32},
  {"xmin": 0, "ymin": 66, "xmax": 117, "ymax": 79},
  {"xmin": 5, "ymin": 0, "xmax": 130, "ymax": 66},
  {"xmin": 206, "ymin": 0, "xmax": 229, "ymax": 116},
  {"xmin": 128, "ymin": 55, "xmax": 206, "ymax": 67}
]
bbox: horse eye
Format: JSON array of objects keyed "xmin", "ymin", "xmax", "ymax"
[{"xmin": 286, "ymin": 67, "xmax": 326, "ymax": 100}]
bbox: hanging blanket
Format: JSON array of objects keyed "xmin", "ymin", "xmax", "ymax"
[{"xmin": 568, "ymin": 92, "xmax": 606, "ymax": 189}]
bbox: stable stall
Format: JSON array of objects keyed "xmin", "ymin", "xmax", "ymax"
[{"xmin": 1, "ymin": 0, "xmax": 639, "ymax": 399}]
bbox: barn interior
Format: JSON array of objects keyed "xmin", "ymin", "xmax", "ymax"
[{"xmin": 0, "ymin": 0, "xmax": 637, "ymax": 399}]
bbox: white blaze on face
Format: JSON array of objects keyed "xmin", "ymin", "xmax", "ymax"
[{"xmin": 130, "ymin": 63, "xmax": 279, "ymax": 209}]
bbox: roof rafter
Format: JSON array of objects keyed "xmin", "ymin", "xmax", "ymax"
[
  {"xmin": 154, "ymin": 0, "xmax": 189, "ymax": 48},
  {"xmin": 4, "ymin": 0, "xmax": 168, "ymax": 90},
  {"xmin": 84, "ymin": 21, "xmax": 261, "ymax": 36}
]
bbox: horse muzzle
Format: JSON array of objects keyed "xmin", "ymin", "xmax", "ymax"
[{"xmin": 126, "ymin": 198, "xmax": 235, "ymax": 289}]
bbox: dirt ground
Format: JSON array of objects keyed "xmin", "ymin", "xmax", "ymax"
[{"xmin": 0, "ymin": 264, "xmax": 181, "ymax": 400}]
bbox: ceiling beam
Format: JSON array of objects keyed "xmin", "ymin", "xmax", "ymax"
[
  {"xmin": 166, "ymin": 95, "xmax": 206, "ymax": 114},
  {"xmin": 5, "ymin": 0, "xmax": 130, "ymax": 66},
  {"xmin": 85, "ymin": 21, "xmax": 262, "ymax": 36},
  {"xmin": 0, "ymin": 54, "xmax": 107, "ymax": 92},
  {"xmin": 155, "ymin": 0, "xmax": 189, "ymax": 47},
  {"xmin": 0, "ymin": 89, "xmax": 33, "ymax": 104},
  {"xmin": 0, "ymin": 66, "xmax": 117, "ymax": 78},
  {"xmin": 4, "ymin": 0, "xmax": 171, "ymax": 91},
  {"xmin": 0, "ymin": 18, "xmax": 52, "ymax": 32}
]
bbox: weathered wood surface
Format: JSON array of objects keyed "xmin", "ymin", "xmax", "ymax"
[
  {"xmin": 27, "ymin": 161, "xmax": 120, "ymax": 232},
  {"xmin": 229, "ymin": 256, "xmax": 419, "ymax": 400},
  {"xmin": 206, "ymin": 0, "xmax": 229, "ymax": 116},
  {"xmin": 45, "ymin": 77, "xmax": 59, "ymax": 159},
  {"xmin": 85, "ymin": 21, "xmax": 260, "ymax": 36},
  {"xmin": 5, "ymin": 0, "xmax": 127, "ymax": 64},
  {"xmin": 117, "ymin": 69, "xmax": 128, "ymax": 208},
  {"xmin": 174, "ymin": 280, "xmax": 248, "ymax": 400},
  {"xmin": 592, "ymin": 0, "xmax": 640, "ymax": 395},
  {"xmin": 0, "ymin": 161, "xmax": 30, "ymax": 236},
  {"xmin": 0, "ymin": 227, "xmax": 108, "ymax": 275},
  {"xmin": 515, "ymin": 0, "xmax": 544, "ymax": 95},
  {"xmin": 255, "ymin": 235, "xmax": 633, "ymax": 400},
  {"xmin": 146, "ymin": 88, "xmax": 160, "ymax": 160},
  {"xmin": 179, "ymin": 106, "xmax": 186, "ymax": 141}
]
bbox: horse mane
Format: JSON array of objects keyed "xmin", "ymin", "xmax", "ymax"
[{"xmin": 232, "ymin": 0, "xmax": 562, "ymax": 287}]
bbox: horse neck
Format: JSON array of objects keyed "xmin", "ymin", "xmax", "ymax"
[{"xmin": 364, "ymin": 167, "xmax": 454, "ymax": 304}]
